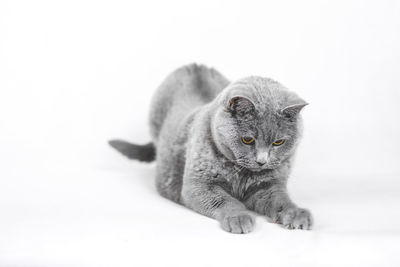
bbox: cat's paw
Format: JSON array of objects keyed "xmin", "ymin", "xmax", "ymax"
[
  {"xmin": 220, "ymin": 212, "xmax": 255, "ymax": 234},
  {"xmin": 274, "ymin": 207, "xmax": 313, "ymax": 230}
]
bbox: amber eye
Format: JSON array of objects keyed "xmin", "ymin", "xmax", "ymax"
[
  {"xmin": 272, "ymin": 139, "xmax": 285, "ymax": 146},
  {"xmin": 241, "ymin": 136, "xmax": 255, "ymax": 145}
]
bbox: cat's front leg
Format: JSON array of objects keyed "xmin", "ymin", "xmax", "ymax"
[
  {"xmin": 243, "ymin": 182, "xmax": 313, "ymax": 230},
  {"xmin": 274, "ymin": 206, "xmax": 313, "ymax": 230},
  {"xmin": 182, "ymin": 179, "xmax": 255, "ymax": 234}
]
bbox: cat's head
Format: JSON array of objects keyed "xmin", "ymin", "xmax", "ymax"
[{"xmin": 211, "ymin": 77, "xmax": 307, "ymax": 172}]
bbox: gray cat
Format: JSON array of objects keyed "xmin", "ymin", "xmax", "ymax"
[{"xmin": 109, "ymin": 64, "xmax": 313, "ymax": 234}]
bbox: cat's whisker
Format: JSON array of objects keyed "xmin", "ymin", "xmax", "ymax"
[{"xmin": 230, "ymin": 165, "xmax": 245, "ymax": 177}]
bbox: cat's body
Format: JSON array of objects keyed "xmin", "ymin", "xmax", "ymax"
[{"xmin": 110, "ymin": 64, "xmax": 313, "ymax": 233}]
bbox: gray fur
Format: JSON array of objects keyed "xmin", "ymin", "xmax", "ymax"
[{"xmin": 110, "ymin": 64, "xmax": 313, "ymax": 233}]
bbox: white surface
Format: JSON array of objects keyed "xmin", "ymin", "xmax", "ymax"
[{"xmin": 1, "ymin": 0, "xmax": 400, "ymax": 266}]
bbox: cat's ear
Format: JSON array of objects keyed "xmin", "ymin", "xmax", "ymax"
[
  {"xmin": 227, "ymin": 96, "xmax": 255, "ymax": 116},
  {"xmin": 281, "ymin": 103, "xmax": 308, "ymax": 120}
]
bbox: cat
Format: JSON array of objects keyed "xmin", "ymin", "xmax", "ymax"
[{"xmin": 109, "ymin": 64, "xmax": 313, "ymax": 234}]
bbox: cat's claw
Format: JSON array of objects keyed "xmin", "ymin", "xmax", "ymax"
[
  {"xmin": 221, "ymin": 212, "xmax": 255, "ymax": 234},
  {"xmin": 274, "ymin": 207, "xmax": 313, "ymax": 230}
]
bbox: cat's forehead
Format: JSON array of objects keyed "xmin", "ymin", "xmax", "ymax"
[
  {"xmin": 227, "ymin": 76, "xmax": 293, "ymax": 113},
  {"xmin": 239, "ymin": 105, "xmax": 291, "ymax": 133},
  {"xmin": 221, "ymin": 76, "xmax": 306, "ymax": 134}
]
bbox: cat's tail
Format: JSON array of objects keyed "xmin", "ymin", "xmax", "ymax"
[{"xmin": 108, "ymin": 139, "xmax": 156, "ymax": 162}]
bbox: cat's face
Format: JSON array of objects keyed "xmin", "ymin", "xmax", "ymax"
[{"xmin": 212, "ymin": 78, "xmax": 307, "ymax": 172}]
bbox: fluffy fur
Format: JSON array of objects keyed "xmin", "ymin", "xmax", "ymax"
[{"xmin": 110, "ymin": 64, "xmax": 313, "ymax": 234}]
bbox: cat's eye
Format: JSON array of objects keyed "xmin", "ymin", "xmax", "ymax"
[
  {"xmin": 272, "ymin": 139, "xmax": 285, "ymax": 146},
  {"xmin": 241, "ymin": 136, "xmax": 255, "ymax": 145}
]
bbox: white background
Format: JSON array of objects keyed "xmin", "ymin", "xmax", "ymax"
[{"xmin": 1, "ymin": 0, "xmax": 400, "ymax": 266}]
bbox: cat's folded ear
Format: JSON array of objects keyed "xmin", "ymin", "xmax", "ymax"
[
  {"xmin": 227, "ymin": 96, "xmax": 255, "ymax": 116},
  {"xmin": 281, "ymin": 102, "xmax": 308, "ymax": 120}
]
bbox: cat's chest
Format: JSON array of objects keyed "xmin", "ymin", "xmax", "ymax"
[{"xmin": 216, "ymin": 165, "xmax": 274, "ymax": 200}]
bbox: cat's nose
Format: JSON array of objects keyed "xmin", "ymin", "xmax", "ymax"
[
  {"xmin": 256, "ymin": 151, "xmax": 268, "ymax": 166},
  {"xmin": 256, "ymin": 160, "xmax": 266, "ymax": 166}
]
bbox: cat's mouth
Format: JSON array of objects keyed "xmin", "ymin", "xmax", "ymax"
[
  {"xmin": 228, "ymin": 157, "xmax": 281, "ymax": 172},
  {"xmin": 246, "ymin": 160, "xmax": 281, "ymax": 172}
]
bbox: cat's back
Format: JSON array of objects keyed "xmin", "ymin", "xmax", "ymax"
[{"xmin": 149, "ymin": 64, "xmax": 230, "ymax": 142}]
